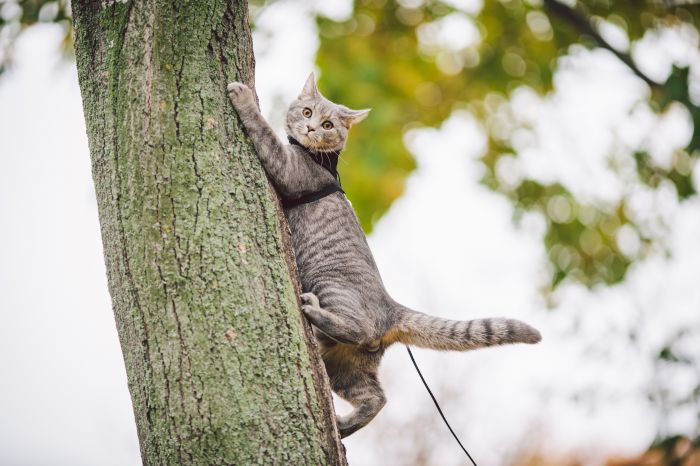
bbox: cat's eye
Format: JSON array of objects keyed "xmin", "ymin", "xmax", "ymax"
[
  {"xmin": 322, "ymin": 121, "xmax": 333, "ymax": 130},
  {"xmin": 302, "ymin": 108, "xmax": 312, "ymax": 118}
]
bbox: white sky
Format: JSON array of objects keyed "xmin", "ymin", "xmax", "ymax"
[{"xmin": 1, "ymin": 1, "xmax": 698, "ymax": 465}]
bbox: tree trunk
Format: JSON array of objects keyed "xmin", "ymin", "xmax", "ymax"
[{"xmin": 71, "ymin": 1, "xmax": 346, "ymax": 464}]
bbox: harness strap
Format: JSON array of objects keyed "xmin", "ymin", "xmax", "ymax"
[
  {"xmin": 281, "ymin": 183, "xmax": 344, "ymax": 208},
  {"xmin": 282, "ymin": 136, "xmax": 345, "ymax": 208}
]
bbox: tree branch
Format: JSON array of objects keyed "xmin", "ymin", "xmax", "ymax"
[{"xmin": 543, "ymin": 0, "xmax": 662, "ymax": 90}]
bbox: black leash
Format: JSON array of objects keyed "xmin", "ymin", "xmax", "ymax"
[{"xmin": 406, "ymin": 346, "xmax": 478, "ymax": 466}]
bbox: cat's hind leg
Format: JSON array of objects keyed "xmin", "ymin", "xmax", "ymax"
[
  {"xmin": 334, "ymin": 373, "xmax": 386, "ymax": 438},
  {"xmin": 301, "ymin": 292, "xmax": 372, "ymax": 346}
]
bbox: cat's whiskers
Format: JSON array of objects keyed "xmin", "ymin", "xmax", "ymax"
[
  {"xmin": 337, "ymin": 152, "xmax": 349, "ymax": 166},
  {"xmin": 321, "ymin": 148, "xmax": 335, "ymax": 169},
  {"xmin": 320, "ymin": 149, "xmax": 330, "ymax": 168},
  {"xmin": 329, "ymin": 147, "xmax": 347, "ymax": 166}
]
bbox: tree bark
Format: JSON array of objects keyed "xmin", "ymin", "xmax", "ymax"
[{"xmin": 71, "ymin": 1, "xmax": 346, "ymax": 464}]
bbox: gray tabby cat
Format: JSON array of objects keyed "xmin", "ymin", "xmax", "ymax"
[{"xmin": 227, "ymin": 74, "xmax": 541, "ymax": 438}]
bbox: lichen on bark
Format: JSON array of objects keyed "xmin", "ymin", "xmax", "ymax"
[{"xmin": 72, "ymin": 1, "xmax": 346, "ymax": 463}]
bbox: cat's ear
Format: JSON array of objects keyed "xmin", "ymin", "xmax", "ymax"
[
  {"xmin": 299, "ymin": 72, "xmax": 319, "ymax": 98},
  {"xmin": 339, "ymin": 107, "xmax": 371, "ymax": 127}
]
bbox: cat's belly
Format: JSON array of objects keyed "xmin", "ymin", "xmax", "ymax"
[{"xmin": 285, "ymin": 194, "xmax": 385, "ymax": 296}]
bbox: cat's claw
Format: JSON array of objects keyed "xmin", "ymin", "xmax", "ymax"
[
  {"xmin": 227, "ymin": 82, "xmax": 254, "ymax": 107},
  {"xmin": 300, "ymin": 292, "xmax": 320, "ymax": 309},
  {"xmin": 226, "ymin": 81, "xmax": 248, "ymax": 93}
]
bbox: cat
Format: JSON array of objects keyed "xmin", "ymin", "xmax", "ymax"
[{"xmin": 227, "ymin": 73, "xmax": 541, "ymax": 438}]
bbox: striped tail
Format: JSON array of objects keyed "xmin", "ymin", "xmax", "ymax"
[{"xmin": 393, "ymin": 307, "xmax": 541, "ymax": 351}]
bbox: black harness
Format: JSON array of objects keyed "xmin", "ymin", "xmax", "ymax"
[{"xmin": 281, "ymin": 137, "xmax": 345, "ymax": 208}]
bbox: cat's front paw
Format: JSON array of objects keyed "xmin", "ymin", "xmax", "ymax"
[{"xmin": 227, "ymin": 82, "xmax": 255, "ymax": 108}]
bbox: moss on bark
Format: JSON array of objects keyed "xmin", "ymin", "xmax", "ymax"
[{"xmin": 72, "ymin": 1, "xmax": 346, "ymax": 463}]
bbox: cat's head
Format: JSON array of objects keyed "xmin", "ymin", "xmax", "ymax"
[{"xmin": 285, "ymin": 73, "xmax": 370, "ymax": 153}]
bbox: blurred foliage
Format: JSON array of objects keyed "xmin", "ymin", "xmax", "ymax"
[
  {"xmin": 2, "ymin": 0, "xmax": 698, "ymax": 292},
  {"xmin": 510, "ymin": 180, "xmax": 642, "ymax": 288},
  {"xmin": 315, "ymin": 0, "xmax": 700, "ymax": 291},
  {"xmin": 607, "ymin": 435, "xmax": 700, "ymax": 466},
  {"xmin": 514, "ymin": 435, "xmax": 700, "ymax": 465},
  {"xmin": 0, "ymin": 0, "xmax": 72, "ymax": 75}
]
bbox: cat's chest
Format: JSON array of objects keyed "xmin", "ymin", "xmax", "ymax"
[{"xmin": 285, "ymin": 194, "xmax": 357, "ymax": 238}]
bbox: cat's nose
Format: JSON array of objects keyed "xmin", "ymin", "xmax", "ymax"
[{"xmin": 306, "ymin": 125, "xmax": 315, "ymax": 133}]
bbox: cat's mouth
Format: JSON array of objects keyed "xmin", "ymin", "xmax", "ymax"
[
  {"xmin": 299, "ymin": 132, "xmax": 322, "ymax": 151},
  {"xmin": 293, "ymin": 124, "xmax": 335, "ymax": 153}
]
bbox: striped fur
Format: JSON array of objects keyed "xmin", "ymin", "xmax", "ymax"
[
  {"xmin": 393, "ymin": 307, "xmax": 541, "ymax": 351},
  {"xmin": 228, "ymin": 75, "xmax": 541, "ymax": 439}
]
